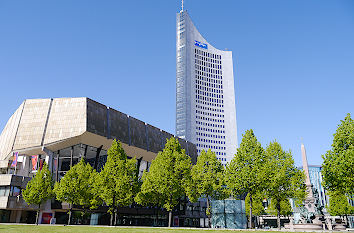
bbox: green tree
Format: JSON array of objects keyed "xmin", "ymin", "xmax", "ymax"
[
  {"xmin": 265, "ymin": 141, "xmax": 305, "ymax": 229},
  {"xmin": 22, "ymin": 163, "xmax": 54, "ymax": 225},
  {"xmin": 327, "ymin": 191, "xmax": 354, "ymax": 223},
  {"xmin": 266, "ymin": 198, "xmax": 293, "ymax": 217},
  {"xmin": 54, "ymin": 158, "xmax": 98, "ymax": 225},
  {"xmin": 224, "ymin": 129, "xmax": 268, "ymax": 229},
  {"xmin": 97, "ymin": 140, "xmax": 139, "ymax": 226},
  {"xmin": 88, "ymin": 170, "xmax": 103, "ymax": 210},
  {"xmin": 245, "ymin": 192, "xmax": 266, "ymax": 217},
  {"xmin": 135, "ymin": 137, "xmax": 192, "ymax": 227},
  {"xmin": 185, "ymin": 149, "xmax": 226, "ymax": 227},
  {"xmin": 322, "ymin": 113, "xmax": 354, "ymax": 196}
]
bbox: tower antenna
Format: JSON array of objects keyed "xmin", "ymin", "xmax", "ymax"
[{"xmin": 181, "ymin": 0, "xmax": 184, "ymax": 11}]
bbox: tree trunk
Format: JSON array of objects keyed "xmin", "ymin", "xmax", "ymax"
[
  {"xmin": 206, "ymin": 197, "xmax": 211, "ymax": 228},
  {"xmin": 110, "ymin": 195, "xmax": 115, "ymax": 226},
  {"xmin": 276, "ymin": 201, "xmax": 281, "ymax": 230},
  {"xmin": 249, "ymin": 194, "xmax": 253, "ymax": 229},
  {"xmin": 114, "ymin": 207, "xmax": 117, "ymax": 226},
  {"xmin": 35, "ymin": 203, "xmax": 40, "ymax": 225},
  {"xmin": 68, "ymin": 205, "xmax": 72, "ymax": 225},
  {"xmin": 168, "ymin": 210, "xmax": 172, "ymax": 227},
  {"xmin": 110, "ymin": 210, "xmax": 114, "ymax": 226}
]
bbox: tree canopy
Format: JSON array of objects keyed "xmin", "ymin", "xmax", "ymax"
[
  {"xmin": 265, "ymin": 141, "xmax": 305, "ymax": 229},
  {"xmin": 97, "ymin": 139, "xmax": 139, "ymax": 226},
  {"xmin": 185, "ymin": 149, "xmax": 226, "ymax": 227},
  {"xmin": 23, "ymin": 163, "xmax": 54, "ymax": 205},
  {"xmin": 327, "ymin": 191, "xmax": 354, "ymax": 216},
  {"xmin": 54, "ymin": 158, "xmax": 97, "ymax": 209},
  {"xmin": 266, "ymin": 198, "xmax": 293, "ymax": 217},
  {"xmin": 225, "ymin": 129, "xmax": 269, "ymax": 228},
  {"xmin": 245, "ymin": 192, "xmax": 266, "ymax": 217},
  {"xmin": 135, "ymin": 137, "xmax": 191, "ymax": 227},
  {"xmin": 22, "ymin": 163, "xmax": 54, "ymax": 224},
  {"xmin": 186, "ymin": 149, "xmax": 226, "ymax": 202},
  {"xmin": 54, "ymin": 158, "xmax": 98, "ymax": 224},
  {"xmin": 322, "ymin": 113, "xmax": 354, "ymax": 196}
]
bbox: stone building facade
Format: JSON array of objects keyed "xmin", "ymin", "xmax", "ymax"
[{"xmin": 0, "ymin": 97, "xmax": 205, "ymax": 226}]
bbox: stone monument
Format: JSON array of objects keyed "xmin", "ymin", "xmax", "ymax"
[
  {"xmin": 285, "ymin": 142, "xmax": 327, "ymax": 230},
  {"xmin": 285, "ymin": 142, "xmax": 348, "ymax": 230},
  {"xmin": 301, "ymin": 143, "xmax": 316, "ymax": 214}
]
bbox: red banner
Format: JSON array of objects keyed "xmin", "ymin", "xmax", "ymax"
[
  {"xmin": 39, "ymin": 159, "xmax": 44, "ymax": 170},
  {"xmin": 53, "ymin": 158, "xmax": 58, "ymax": 171},
  {"xmin": 31, "ymin": 155, "xmax": 38, "ymax": 170},
  {"xmin": 41, "ymin": 213, "xmax": 52, "ymax": 224},
  {"xmin": 11, "ymin": 152, "xmax": 18, "ymax": 168}
]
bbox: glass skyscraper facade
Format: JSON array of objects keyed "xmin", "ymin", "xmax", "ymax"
[
  {"xmin": 176, "ymin": 10, "xmax": 237, "ymax": 164},
  {"xmin": 307, "ymin": 165, "xmax": 328, "ymax": 208}
]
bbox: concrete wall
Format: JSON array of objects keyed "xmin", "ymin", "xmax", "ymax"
[
  {"xmin": 0, "ymin": 97, "xmax": 198, "ymax": 163},
  {"xmin": 0, "ymin": 98, "xmax": 87, "ymax": 161},
  {"xmin": 86, "ymin": 98, "xmax": 197, "ymax": 161},
  {"xmin": 0, "ymin": 102, "xmax": 24, "ymax": 161},
  {"xmin": 147, "ymin": 124, "xmax": 162, "ymax": 153},
  {"xmin": 13, "ymin": 99, "xmax": 51, "ymax": 150},
  {"xmin": 0, "ymin": 175, "xmax": 31, "ymax": 189},
  {"xmin": 44, "ymin": 98, "xmax": 86, "ymax": 145},
  {"xmin": 109, "ymin": 108, "xmax": 129, "ymax": 144},
  {"xmin": 87, "ymin": 98, "xmax": 108, "ymax": 138},
  {"xmin": 129, "ymin": 117, "xmax": 147, "ymax": 150}
]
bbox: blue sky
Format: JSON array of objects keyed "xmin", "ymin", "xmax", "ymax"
[{"xmin": 0, "ymin": 0, "xmax": 353, "ymax": 166}]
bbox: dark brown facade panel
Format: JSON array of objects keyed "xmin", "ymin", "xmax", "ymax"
[
  {"xmin": 160, "ymin": 130, "xmax": 174, "ymax": 149},
  {"xmin": 187, "ymin": 141, "xmax": 198, "ymax": 164},
  {"xmin": 84, "ymin": 98, "xmax": 197, "ymax": 161},
  {"xmin": 87, "ymin": 98, "xmax": 107, "ymax": 137},
  {"xmin": 177, "ymin": 138, "xmax": 188, "ymax": 154},
  {"xmin": 146, "ymin": 124, "xmax": 162, "ymax": 153},
  {"xmin": 129, "ymin": 117, "xmax": 147, "ymax": 149},
  {"xmin": 108, "ymin": 108, "xmax": 129, "ymax": 144}
]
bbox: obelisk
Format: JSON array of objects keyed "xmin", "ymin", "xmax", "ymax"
[{"xmin": 301, "ymin": 142, "xmax": 315, "ymax": 212}]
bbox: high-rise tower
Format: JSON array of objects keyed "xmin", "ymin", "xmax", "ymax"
[{"xmin": 176, "ymin": 9, "xmax": 237, "ymax": 164}]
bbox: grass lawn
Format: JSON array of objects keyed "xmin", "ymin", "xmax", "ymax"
[{"xmin": 0, "ymin": 225, "xmax": 270, "ymax": 233}]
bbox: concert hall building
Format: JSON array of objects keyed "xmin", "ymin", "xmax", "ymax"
[{"xmin": 0, "ymin": 97, "xmax": 207, "ymax": 226}]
